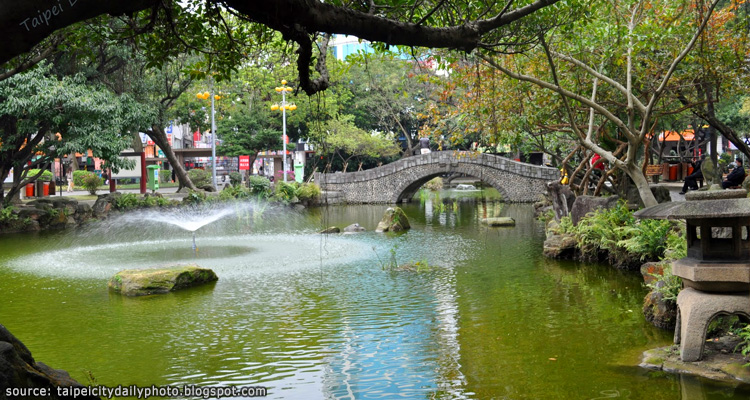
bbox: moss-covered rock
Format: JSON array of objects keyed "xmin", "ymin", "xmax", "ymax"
[
  {"xmin": 480, "ymin": 217, "xmax": 516, "ymax": 227},
  {"xmin": 543, "ymin": 233, "xmax": 577, "ymax": 259},
  {"xmin": 108, "ymin": 264, "xmax": 218, "ymax": 296},
  {"xmin": 319, "ymin": 226, "xmax": 340, "ymax": 234},
  {"xmin": 376, "ymin": 207, "xmax": 410, "ymax": 233}
]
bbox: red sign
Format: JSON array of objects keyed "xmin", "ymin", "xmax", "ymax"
[
  {"xmin": 194, "ymin": 130, "xmax": 201, "ymax": 143},
  {"xmin": 239, "ymin": 155, "xmax": 250, "ymax": 171},
  {"xmin": 283, "ymin": 134, "xmax": 289, "ymax": 144}
]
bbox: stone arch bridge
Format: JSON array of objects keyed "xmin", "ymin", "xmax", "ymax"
[{"xmin": 313, "ymin": 151, "xmax": 559, "ymax": 204}]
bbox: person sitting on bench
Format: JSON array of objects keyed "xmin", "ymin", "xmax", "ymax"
[
  {"xmin": 679, "ymin": 155, "xmax": 705, "ymax": 195},
  {"xmin": 722, "ymin": 158, "xmax": 746, "ymax": 189}
]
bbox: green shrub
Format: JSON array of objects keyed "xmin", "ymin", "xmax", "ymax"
[
  {"xmin": 229, "ymin": 171, "xmax": 242, "ymax": 187},
  {"xmin": 248, "ymin": 175, "xmax": 271, "ymax": 197},
  {"xmin": 27, "ymin": 169, "xmax": 54, "ymax": 181},
  {"xmin": 0, "ymin": 206, "xmax": 18, "ymax": 224},
  {"xmin": 646, "ymin": 265, "xmax": 682, "ymax": 304},
  {"xmin": 183, "ymin": 189, "xmax": 208, "ymax": 206},
  {"xmin": 560, "ymin": 200, "xmax": 680, "ymax": 269},
  {"xmin": 423, "ymin": 177, "xmax": 443, "ymax": 191},
  {"xmin": 297, "ymin": 183, "xmax": 321, "ymax": 201},
  {"xmin": 662, "ymin": 224, "xmax": 688, "ymax": 261},
  {"xmin": 114, "ymin": 193, "xmax": 140, "ymax": 210},
  {"xmin": 273, "ymin": 181, "xmax": 299, "ymax": 204},
  {"xmin": 219, "ymin": 185, "xmax": 252, "ymax": 201},
  {"xmin": 187, "ymin": 169, "xmax": 211, "ymax": 188},
  {"xmin": 619, "ymin": 219, "xmax": 677, "ymax": 261},
  {"xmin": 81, "ymin": 173, "xmax": 103, "ymax": 195},
  {"xmin": 159, "ymin": 170, "xmax": 172, "ymax": 183},
  {"xmin": 735, "ymin": 324, "xmax": 750, "ymax": 364},
  {"xmin": 73, "ymin": 170, "xmax": 90, "ymax": 186}
]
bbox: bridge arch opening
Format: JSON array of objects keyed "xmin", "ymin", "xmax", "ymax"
[{"xmin": 394, "ymin": 171, "xmax": 511, "ymax": 203}]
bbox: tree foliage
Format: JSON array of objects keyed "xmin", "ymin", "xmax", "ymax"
[{"xmin": 0, "ymin": 63, "xmax": 144, "ymax": 204}]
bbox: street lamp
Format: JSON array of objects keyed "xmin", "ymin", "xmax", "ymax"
[
  {"xmin": 271, "ymin": 80, "xmax": 296, "ymax": 182},
  {"xmin": 196, "ymin": 87, "xmax": 221, "ymax": 188}
]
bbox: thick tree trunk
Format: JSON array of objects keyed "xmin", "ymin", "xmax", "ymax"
[
  {"xmin": 625, "ymin": 163, "xmax": 658, "ymax": 208},
  {"xmin": 147, "ymin": 125, "xmax": 196, "ymax": 191}
]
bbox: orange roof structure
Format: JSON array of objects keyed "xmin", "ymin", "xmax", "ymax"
[{"xmin": 659, "ymin": 130, "xmax": 695, "ymax": 142}]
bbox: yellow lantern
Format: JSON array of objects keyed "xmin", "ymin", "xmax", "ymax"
[
  {"xmin": 289, "ymin": 104, "xmax": 297, "ymax": 111},
  {"xmin": 285, "ymin": 87, "xmax": 292, "ymax": 92},
  {"xmin": 275, "ymin": 87, "xmax": 283, "ymax": 92},
  {"xmin": 281, "ymin": 80, "xmax": 287, "ymax": 85},
  {"xmin": 203, "ymin": 91, "xmax": 210, "ymax": 99},
  {"xmin": 214, "ymin": 95, "xmax": 221, "ymax": 100},
  {"xmin": 271, "ymin": 104, "xmax": 280, "ymax": 111}
]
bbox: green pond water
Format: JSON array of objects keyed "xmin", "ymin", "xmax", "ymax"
[{"xmin": 1, "ymin": 189, "xmax": 749, "ymax": 399}]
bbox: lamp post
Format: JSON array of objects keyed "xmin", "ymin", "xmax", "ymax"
[
  {"xmin": 196, "ymin": 86, "xmax": 221, "ymax": 188},
  {"xmin": 271, "ymin": 80, "xmax": 296, "ymax": 182}
]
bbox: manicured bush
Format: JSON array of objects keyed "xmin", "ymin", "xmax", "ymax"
[
  {"xmin": 248, "ymin": 175, "xmax": 271, "ymax": 197},
  {"xmin": 229, "ymin": 171, "xmax": 242, "ymax": 187},
  {"xmin": 27, "ymin": 169, "xmax": 54, "ymax": 182},
  {"xmin": 81, "ymin": 173, "xmax": 103, "ymax": 195},
  {"xmin": 187, "ymin": 169, "xmax": 211, "ymax": 188}
]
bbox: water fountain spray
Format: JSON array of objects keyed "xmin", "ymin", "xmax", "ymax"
[{"xmin": 192, "ymin": 231, "xmax": 197, "ymax": 257}]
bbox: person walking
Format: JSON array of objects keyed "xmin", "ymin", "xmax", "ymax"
[
  {"xmin": 679, "ymin": 155, "xmax": 705, "ymax": 195},
  {"xmin": 722, "ymin": 158, "xmax": 746, "ymax": 189},
  {"xmin": 66, "ymin": 169, "xmax": 74, "ymax": 192}
]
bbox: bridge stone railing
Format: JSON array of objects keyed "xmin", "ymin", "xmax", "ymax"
[{"xmin": 313, "ymin": 151, "xmax": 559, "ymax": 204}]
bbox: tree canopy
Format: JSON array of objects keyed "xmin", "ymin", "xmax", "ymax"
[{"xmin": 1, "ymin": 0, "xmax": 563, "ymax": 94}]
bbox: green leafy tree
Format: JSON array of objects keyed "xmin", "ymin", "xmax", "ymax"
[
  {"xmin": 314, "ymin": 115, "xmax": 400, "ymax": 172},
  {"xmin": 0, "ymin": 63, "xmax": 143, "ymax": 205},
  {"xmin": 480, "ymin": 0, "xmax": 722, "ymax": 207},
  {"xmin": 217, "ymin": 112, "xmax": 281, "ymax": 172}
]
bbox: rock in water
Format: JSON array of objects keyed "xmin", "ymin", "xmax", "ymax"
[
  {"xmin": 0, "ymin": 324, "xmax": 99, "ymax": 399},
  {"xmin": 376, "ymin": 207, "xmax": 411, "ymax": 233},
  {"xmin": 108, "ymin": 264, "xmax": 218, "ymax": 296},
  {"xmin": 343, "ymin": 223, "xmax": 366, "ymax": 233},
  {"xmin": 480, "ymin": 217, "xmax": 515, "ymax": 227},
  {"xmin": 319, "ymin": 226, "xmax": 341, "ymax": 234},
  {"xmin": 543, "ymin": 233, "xmax": 577, "ymax": 259}
]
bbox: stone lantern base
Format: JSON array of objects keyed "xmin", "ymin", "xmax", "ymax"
[{"xmin": 675, "ymin": 288, "xmax": 750, "ymax": 362}]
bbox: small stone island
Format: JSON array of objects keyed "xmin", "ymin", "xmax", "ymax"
[{"xmin": 108, "ymin": 264, "xmax": 218, "ymax": 296}]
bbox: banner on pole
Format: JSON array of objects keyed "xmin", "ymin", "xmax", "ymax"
[{"xmin": 239, "ymin": 155, "xmax": 250, "ymax": 170}]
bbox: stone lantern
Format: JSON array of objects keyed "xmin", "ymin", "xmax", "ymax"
[{"xmin": 634, "ymin": 189, "xmax": 750, "ymax": 362}]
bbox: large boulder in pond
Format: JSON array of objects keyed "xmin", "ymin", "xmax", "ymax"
[
  {"xmin": 108, "ymin": 264, "xmax": 218, "ymax": 296},
  {"xmin": 319, "ymin": 226, "xmax": 340, "ymax": 234},
  {"xmin": 376, "ymin": 207, "xmax": 410, "ymax": 233},
  {"xmin": 0, "ymin": 324, "xmax": 99, "ymax": 399}
]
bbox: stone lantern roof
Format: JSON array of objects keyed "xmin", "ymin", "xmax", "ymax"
[{"xmin": 633, "ymin": 189, "xmax": 750, "ymax": 220}]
